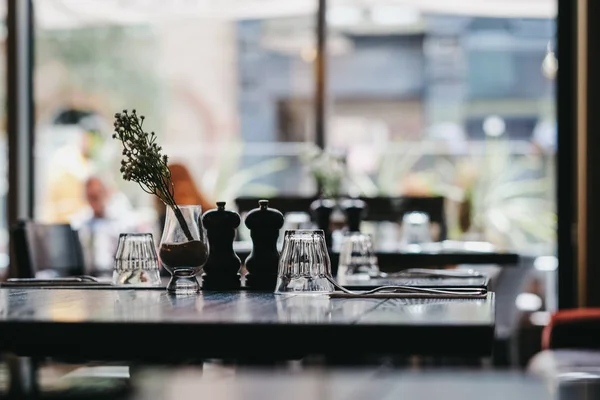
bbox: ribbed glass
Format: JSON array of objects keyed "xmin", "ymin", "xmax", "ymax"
[
  {"xmin": 275, "ymin": 229, "xmax": 334, "ymax": 295},
  {"xmin": 400, "ymin": 211, "xmax": 432, "ymax": 248},
  {"xmin": 113, "ymin": 233, "xmax": 161, "ymax": 286},
  {"xmin": 337, "ymin": 232, "xmax": 379, "ymax": 280}
]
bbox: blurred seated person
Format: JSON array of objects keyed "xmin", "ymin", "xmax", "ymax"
[
  {"xmin": 154, "ymin": 163, "xmax": 214, "ymax": 234},
  {"xmin": 71, "ymin": 176, "xmax": 137, "ymax": 277},
  {"xmin": 41, "ymin": 110, "xmax": 108, "ymax": 223}
]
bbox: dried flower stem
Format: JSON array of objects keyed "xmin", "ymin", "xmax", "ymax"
[{"xmin": 113, "ymin": 109, "xmax": 193, "ymax": 241}]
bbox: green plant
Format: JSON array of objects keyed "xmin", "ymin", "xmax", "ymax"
[
  {"xmin": 342, "ymin": 140, "xmax": 429, "ymax": 197},
  {"xmin": 202, "ymin": 140, "xmax": 290, "ymax": 203},
  {"xmin": 300, "ymin": 144, "xmax": 347, "ymax": 198},
  {"xmin": 331, "ymin": 136, "xmax": 555, "ymax": 251},
  {"xmin": 445, "ymin": 139, "xmax": 555, "ymax": 251}
]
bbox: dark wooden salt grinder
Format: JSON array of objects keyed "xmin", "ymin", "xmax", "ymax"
[
  {"xmin": 201, "ymin": 202, "xmax": 242, "ymax": 290},
  {"xmin": 309, "ymin": 198, "xmax": 336, "ymax": 249},
  {"xmin": 340, "ymin": 198, "xmax": 367, "ymax": 233},
  {"xmin": 244, "ymin": 200, "xmax": 284, "ymax": 291}
]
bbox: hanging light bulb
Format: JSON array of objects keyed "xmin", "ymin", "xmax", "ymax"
[
  {"xmin": 300, "ymin": 46, "xmax": 317, "ymax": 63},
  {"xmin": 542, "ymin": 41, "xmax": 558, "ymax": 80}
]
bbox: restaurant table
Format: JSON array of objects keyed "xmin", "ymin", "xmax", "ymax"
[
  {"xmin": 0, "ymin": 288, "xmax": 494, "ymax": 396},
  {"xmin": 332, "ymin": 251, "xmax": 520, "ymax": 271},
  {"xmin": 0, "ymin": 288, "xmax": 494, "ymax": 360}
]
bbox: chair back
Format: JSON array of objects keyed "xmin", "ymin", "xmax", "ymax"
[
  {"xmin": 10, "ymin": 220, "xmax": 86, "ymax": 278},
  {"xmin": 491, "ymin": 255, "xmax": 534, "ymax": 366},
  {"xmin": 493, "ymin": 255, "xmax": 534, "ymax": 340}
]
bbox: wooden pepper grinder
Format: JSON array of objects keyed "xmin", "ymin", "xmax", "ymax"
[
  {"xmin": 201, "ymin": 201, "xmax": 242, "ymax": 290},
  {"xmin": 340, "ymin": 198, "xmax": 367, "ymax": 232},
  {"xmin": 309, "ymin": 198, "xmax": 336, "ymax": 249},
  {"xmin": 244, "ymin": 199, "xmax": 284, "ymax": 291}
]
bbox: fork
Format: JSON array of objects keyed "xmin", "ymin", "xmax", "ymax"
[
  {"xmin": 326, "ymin": 276, "xmax": 487, "ymax": 298},
  {"xmin": 377, "ymin": 268, "xmax": 486, "ymax": 279}
]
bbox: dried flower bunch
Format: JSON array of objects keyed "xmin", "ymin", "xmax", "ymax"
[{"xmin": 113, "ymin": 109, "xmax": 193, "ymax": 241}]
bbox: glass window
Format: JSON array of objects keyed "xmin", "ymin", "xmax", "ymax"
[
  {"xmin": 0, "ymin": 7, "xmax": 8, "ymax": 277},
  {"xmin": 317, "ymin": 4, "xmax": 556, "ymax": 255},
  {"xmin": 31, "ymin": 1, "xmax": 556, "ymax": 257}
]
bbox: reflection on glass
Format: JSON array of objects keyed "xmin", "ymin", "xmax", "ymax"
[
  {"xmin": 166, "ymin": 293, "xmax": 200, "ymax": 311},
  {"xmin": 115, "ymin": 290, "xmax": 163, "ymax": 321},
  {"xmin": 275, "ymin": 294, "xmax": 333, "ymax": 323}
]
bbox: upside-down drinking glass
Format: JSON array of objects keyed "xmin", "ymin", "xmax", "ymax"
[
  {"xmin": 113, "ymin": 233, "xmax": 162, "ymax": 286},
  {"xmin": 275, "ymin": 229, "xmax": 335, "ymax": 295},
  {"xmin": 337, "ymin": 232, "xmax": 379, "ymax": 280},
  {"xmin": 400, "ymin": 211, "xmax": 432, "ymax": 250}
]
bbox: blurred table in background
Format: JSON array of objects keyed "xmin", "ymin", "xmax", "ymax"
[
  {"xmin": 233, "ymin": 240, "xmax": 519, "ymax": 271},
  {"xmin": 129, "ymin": 367, "xmax": 553, "ymax": 400}
]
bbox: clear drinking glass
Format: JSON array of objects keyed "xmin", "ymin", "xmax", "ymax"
[
  {"xmin": 159, "ymin": 205, "xmax": 209, "ymax": 294},
  {"xmin": 337, "ymin": 232, "xmax": 379, "ymax": 280},
  {"xmin": 400, "ymin": 211, "xmax": 432, "ymax": 250},
  {"xmin": 274, "ymin": 229, "xmax": 335, "ymax": 295},
  {"xmin": 113, "ymin": 233, "xmax": 162, "ymax": 286}
]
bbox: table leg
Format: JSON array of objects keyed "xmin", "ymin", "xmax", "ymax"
[{"xmin": 5, "ymin": 354, "xmax": 38, "ymax": 398}]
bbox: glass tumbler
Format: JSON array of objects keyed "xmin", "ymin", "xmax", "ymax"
[
  {"xmin": 400, "ymin": 211, "xmax": 432, "ymax": 249},
  {"xmin": 113, "ymin": 233, "xmax": 162, "ymax": 286},
  {"xmin": 337, "ymin": 232, "xmax": 379, "ymax": 280},
  {"xmin": 159, "ymin": 205, "xmax": 209, "ymax": 294},
  {"xmin": 274, "ymin": 229, "xmax": 335, "ymax": 295}
]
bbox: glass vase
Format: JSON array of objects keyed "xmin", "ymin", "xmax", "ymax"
[{"xmin": 159, "ymin": 205, "xmax": 209, "ymax": 294}]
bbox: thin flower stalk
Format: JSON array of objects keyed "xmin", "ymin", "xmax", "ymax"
[{"xmin": 112, "ymin": 109, "xmax": 194, "ymax": 241}]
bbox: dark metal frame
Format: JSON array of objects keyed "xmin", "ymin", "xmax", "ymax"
[
  {"xmin": 315, "ymin": 0, "xmax": 327, "ymax": 150},
  {"xmin": 5, "ymin": 5, "xmax": 38, "ymax": 395},
  {"xmin": 556, "ymin": 0, "xmax": 577, "ymax": 309},
  {"xmin": 6, "ymin": 0, "xmax": 35, "ymax": 279},
  {"xmin": 576, "ymin": 0, "xmax": 600, "ymax": 307}
]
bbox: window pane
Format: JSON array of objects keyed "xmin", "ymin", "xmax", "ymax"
[
  {"xmin": 34, "ymin": 2, "xmax": 317, "ymax": 219},
  {"xmin": 0, "ymin": 6, "xmax": 8, "ymax": 277},
  {"xmin": 323, "ymin": 4, "xmax": 556, "ymax": 254}
]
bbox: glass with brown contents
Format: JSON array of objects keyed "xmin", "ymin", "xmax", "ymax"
[{"xmin": 159, "ymin": 205, "xmax": 208, "ymax": 294}]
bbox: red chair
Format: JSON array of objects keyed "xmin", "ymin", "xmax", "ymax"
[{"xmin": 542, "ymin": 308, "xmax": 600, "ymax": 350}]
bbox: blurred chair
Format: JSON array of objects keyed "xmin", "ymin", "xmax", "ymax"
[
  {"xmin": 540, "ymin": 309, "xmax": 600, "ymax": 350},
  {"xmin": 10, "ymin": 220, "xmax": 86, "ymax": 278},
  {"xmin": 528, "ymin": 309, "xmax": 600, "ymax": 380}
]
